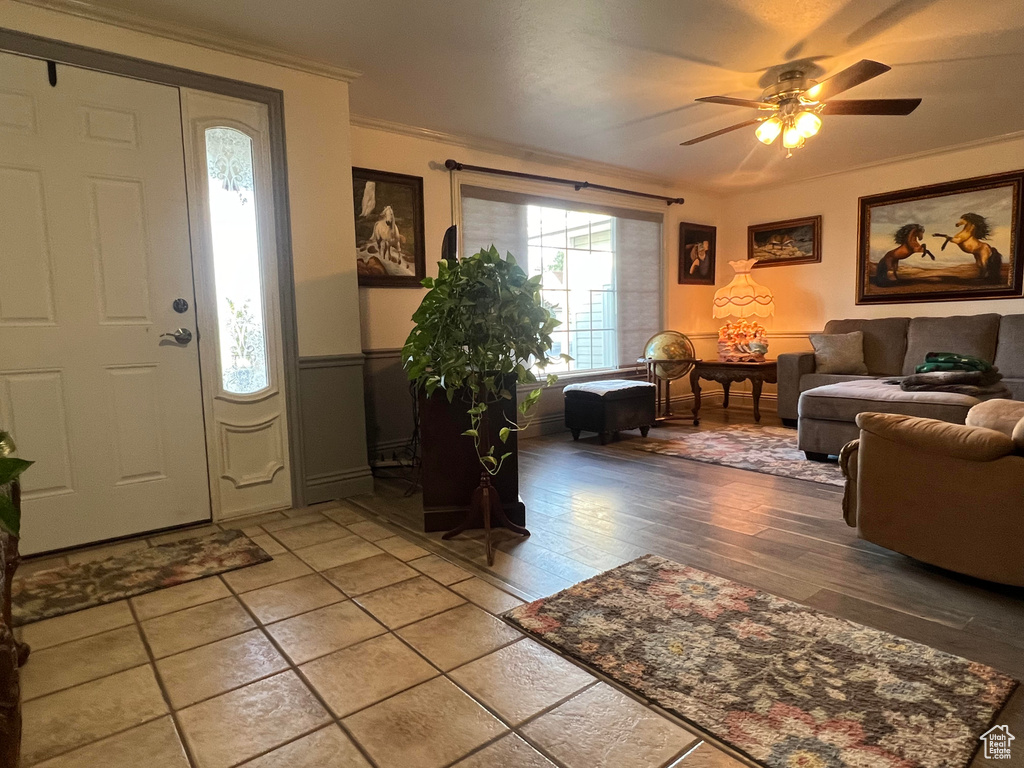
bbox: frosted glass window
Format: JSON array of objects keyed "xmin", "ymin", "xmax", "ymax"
[{"xmin": 205, "ymin": 127, "xmax": 268, "ymax": 394}]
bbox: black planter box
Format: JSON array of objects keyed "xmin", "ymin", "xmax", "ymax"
[{"xmin": 418, "ymin": 388, "xmax": 525, "ymax": 533}]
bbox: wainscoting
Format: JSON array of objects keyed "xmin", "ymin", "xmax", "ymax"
[
  {"xmin": 363, "ymin": 348, "xmax": 417, "ymax": 463},
  {"xmin": 297, "ymin": 354, "xmax": 374, "ymax": 502}
]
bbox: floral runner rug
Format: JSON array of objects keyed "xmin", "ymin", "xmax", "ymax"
[
  {"xmin": 12, "ymin": 529, "xmax": 271, "ymax": 626},
  {"xmin": 634, "ymin": 425, "xmax": 845, "ymax": 486},
  {"xmin": 505, "ymin": 555, "xmax": 1017, "ymax": 768}
]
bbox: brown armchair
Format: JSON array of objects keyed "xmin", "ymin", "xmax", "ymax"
[{"xmin": 840, "ymin": 400, "xmax": 1024, "ymax": 586}]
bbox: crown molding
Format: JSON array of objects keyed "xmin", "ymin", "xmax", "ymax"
[
  {"xmin": 12, "ymin": 0, "xmax": 362, "ymax": 82},
  {"xmin": 349, "ymin": 113, "xmax": 704, "ymax": 195},
  {"xmin": 722, "ymin": 129, "xmax": 1024, "ymax": 196}
]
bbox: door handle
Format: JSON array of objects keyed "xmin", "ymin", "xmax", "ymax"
[{"xmin": 160, "ymin": 328, "xmax": 193, "ymax": 345}]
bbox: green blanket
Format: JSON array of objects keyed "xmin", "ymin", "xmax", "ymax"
[{"xmin": 915, "ymin": 352, "xmax": 994, "ymax": 374}]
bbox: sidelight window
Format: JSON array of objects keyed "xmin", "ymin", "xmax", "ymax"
[{"xmin": 204, "ymin": 127, "xmax": 269, "ymax": 395}]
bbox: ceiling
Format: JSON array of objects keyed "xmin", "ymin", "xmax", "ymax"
[{"xmin": 55, "ymin": 0, "xmax": 1024, "ymax": 191}]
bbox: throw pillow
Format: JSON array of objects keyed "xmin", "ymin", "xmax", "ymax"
[{"xmin": 809, "ymin": 331, "xmax": 869, "ymax": 375}]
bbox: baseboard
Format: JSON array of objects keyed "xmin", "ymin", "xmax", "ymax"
[
  {"xmin": 369, "ymin": 437, "xmax": 416, "ymax": 459},
  {"xmin": 304, "ymin": 465, "xmax": 374, "ymax": 504}
]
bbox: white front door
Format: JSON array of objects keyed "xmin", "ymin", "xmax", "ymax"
[{"xmin": 0, "ymin": 53, "xmax": 211, "ymax": 554}]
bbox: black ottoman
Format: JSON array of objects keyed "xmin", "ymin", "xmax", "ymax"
[{"xmin": 564, "ymin": 380, "xmax": 657, "ymax": 444}]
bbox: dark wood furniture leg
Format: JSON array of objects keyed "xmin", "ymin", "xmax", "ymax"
[
  {"xmin": 690, "ymin": 368, "xmax": 702, "ymax": 425},
  {"xmin": 721, "ymin": 380, "xmax": 731, "ymax": 409},
  {"xmin": 752, "ymin": 379, "xmax": 763, "ymax": 422}
]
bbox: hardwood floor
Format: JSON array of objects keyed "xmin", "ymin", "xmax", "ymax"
[{"xmin": 353, "ymin": 406, "xmax": 1024, "ymax": 690}]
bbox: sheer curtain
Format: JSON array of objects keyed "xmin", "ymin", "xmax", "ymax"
[{"xmin": 460, "ymin": 185, "xmax": 663, "ymax": 372}]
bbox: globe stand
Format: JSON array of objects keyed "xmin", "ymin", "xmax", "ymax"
[{"xmin": 639, "ymin": 330, "xmax": 699, "ymax": 423}]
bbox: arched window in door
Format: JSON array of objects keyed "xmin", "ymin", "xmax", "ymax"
[{"xmin": 204, "ymin": 126, "xmax": 269, "ymax": 395}]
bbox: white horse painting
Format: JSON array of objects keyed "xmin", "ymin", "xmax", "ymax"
[{"xmin": 372, "ymin": 205, "xmax": 403, "ymax": 263}]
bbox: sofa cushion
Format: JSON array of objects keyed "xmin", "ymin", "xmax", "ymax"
[
  {"xmin": 824, "ymin": 317, "xmax": 909, "ymax": 376},
  {"xmin": 799, "ymin": 379, "xmax": 979, "ymax": 424},
  {"xmin": 809, "ymin": 331, "xmax": 868, "ymax": 374},
  {"xmin": 1003, "ymin": 378, "xmax": 1024, "ymax": 400},
  {"xmin": 966, "ymin": 398, "xmax": 1024, "ymax": 450},
  {"xmin": 994, "ymin": 314, "xmax": 1024, "ymax": 378},
  {"xmin": 801, "ymin": 373, "xmax": 877, "ymax": 391},
  {"xmin": 901, "ymin": 314, "xmax": 1001, "ymax": 375}
]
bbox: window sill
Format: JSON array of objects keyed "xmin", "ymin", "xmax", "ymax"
[{"xmin": 516, "ymin": 366, "xmax": 646, "ymax": 393}]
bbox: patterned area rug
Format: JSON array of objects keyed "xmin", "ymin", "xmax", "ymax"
[
  {"xmin": 12, "ymin": 529, "xmax": 271, "ymax": 626},
  {"xmin": 505, "ymin": 555, "xmax": 1017, "ymax": 768},
  {"xmin": 634, "ymin": 425, "xmax": 844, "ymax": 486}
]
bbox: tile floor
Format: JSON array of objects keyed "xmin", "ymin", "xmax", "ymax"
[{"xmin": 15, "ymin": 500, "xmax": 745, "ymax": 768}]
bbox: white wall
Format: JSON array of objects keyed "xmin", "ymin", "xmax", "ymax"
[
  {"xmin": 0, "ymin": 0, "xmax": 363, "ymax": 358},
  {"xmin": 350, "ymin": 121, "xmax": 723, "ymax": 353},
  {"xmin": 698, "ymin": 135, "xmax": 1024, "ymax": 361}
]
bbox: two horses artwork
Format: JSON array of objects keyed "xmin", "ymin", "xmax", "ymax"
[{"xmin": 872, "ymin": 213, "xmax": 1003, "ymax": 287}]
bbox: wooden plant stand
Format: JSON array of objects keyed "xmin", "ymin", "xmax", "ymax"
[{"xmin": 443, "ymin": 473, "xmax": 529, "ymax": 566}]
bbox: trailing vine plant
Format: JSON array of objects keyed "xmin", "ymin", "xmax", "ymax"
[
  {"xmin": 0, "ymin": 431, "xmax": 32, "ymax": 537},
  {"xmin": 403, "ymin": 246, "xmax": 568, "ymax": 476}
]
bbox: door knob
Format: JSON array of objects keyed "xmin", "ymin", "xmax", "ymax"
[{"xmin": 160, "ymin": 328, "xmax": 193, "ymax": 345}]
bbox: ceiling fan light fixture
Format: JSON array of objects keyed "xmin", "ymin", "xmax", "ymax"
[
  {"xmin": 794, "ymin": 110, "xmax": 822, "ymax": 138},
  {"xmin": 782, "ymin": 123, "xmax": 804, "ymax": 149},
  {"xmin": 755, "ymin": 117, "xmax": 782, "ymax": 145}
]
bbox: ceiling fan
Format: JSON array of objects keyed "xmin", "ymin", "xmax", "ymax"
[{"xmin": 682, "ymin": 60, "xmax": 921, "ymax": 156}]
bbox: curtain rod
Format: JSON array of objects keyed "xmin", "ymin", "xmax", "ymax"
[{"xmin": 444, "ymin": 159, "xmax": 684, "ymax": 206}]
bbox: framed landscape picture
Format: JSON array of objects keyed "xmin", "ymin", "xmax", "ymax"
[
  {"xmin": 857, "ymin": 170, "xmax": 1024, "ymax": 305},
  {"xmin": 352, "ymin": 167, "xmax": 426, "ymax": 287},
  {"xmin": 748, "ymin": 216, "xmax": 821, "ymax": 267},
  {"xmin": 678, "ymin": 221, "xmax": 716, "ymax": 285}
]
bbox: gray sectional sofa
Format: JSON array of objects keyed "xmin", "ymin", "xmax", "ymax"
[{"xmin": 778, "ymin": 313, "xmax": 1024, "ymax": 458}]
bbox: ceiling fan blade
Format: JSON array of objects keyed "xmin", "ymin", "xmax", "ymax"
[
  {"xmin": 806, "ymin": 59, "xmax": 891, "ymax": 102},
  {"xmin": 822, "ymin": 98, "xmax": 921, "ymax": 115},
  {"xmin": 695, "ymin": 95, "xmax": 776, "ymax": 111},
  {"xmin": 681, "ymin": 118, "xmax": 763, "ymax": 146}
]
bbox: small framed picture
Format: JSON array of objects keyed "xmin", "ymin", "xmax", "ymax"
[
  {"xmin": 748, "ymin": 215, "xmax": 822, "ymax": 267},
  {"xmin": 352, "ymin": 168, "xmax": 426, "ymax": 288},
  {"xmin": 678, "ymin": 222, "xmax": 717, "ymax": 285}
]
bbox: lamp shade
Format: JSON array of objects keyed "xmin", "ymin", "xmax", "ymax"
[{"xmin": 713, "ymin": 260, "xmax": 775, "ymax": 319}]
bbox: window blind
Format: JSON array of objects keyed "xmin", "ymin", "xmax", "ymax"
[{"xmin": 460, "ymin": 185, "xmax": 663, "ymax": 372}]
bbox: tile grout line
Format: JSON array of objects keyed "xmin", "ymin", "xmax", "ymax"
[
  {"xmin": 126, "ymin": 597, "xmax": 203, "ymax": 768},
  {"xmin": 217, "ymin": 569, "xmax": 385, "ymax": 768},
  {"xmin": 22, "ymin": 505, "xmax": 695, "ymax": 767}
]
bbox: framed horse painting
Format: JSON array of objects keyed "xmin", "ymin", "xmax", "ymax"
[
  {"xmin": 352, "ymin": 168, "xmax": 426, "ymax": 287},
  {"xmin": 857, "ymin": 170, "xmax": 1024, "ymax": 304}
]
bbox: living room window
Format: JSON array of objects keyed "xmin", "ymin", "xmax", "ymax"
[{"xmin": 460, "ymin": 185, "xmax": 662, "ymax": 375}]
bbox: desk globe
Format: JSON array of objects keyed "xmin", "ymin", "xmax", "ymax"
[{"xmin": 643, "ymin": 331, "xmax": 696, "ymax": 380}]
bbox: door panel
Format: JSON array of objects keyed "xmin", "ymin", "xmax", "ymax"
[
  {"xmin": 0, "ymin": 53, "xmax": 211, "ymax": 554},
  {"xmin": 181, "ymin": 89, "xmax": 292, "ymax": 519}
]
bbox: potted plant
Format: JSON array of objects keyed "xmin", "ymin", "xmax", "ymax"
[
  {"xmin": 403, "ymin": 245, "xmax": 564, "ymax": 561},
  {"xmin": 0, "ymin": 431, "xmax": 31, "ymax": 655},
  {"xmin": 0, "ymin": 431, "xmax": 31, "ymax": 542},
  {"xmin": 0, "ymin": 430, "xmax": 32, "ymax": 768}
]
